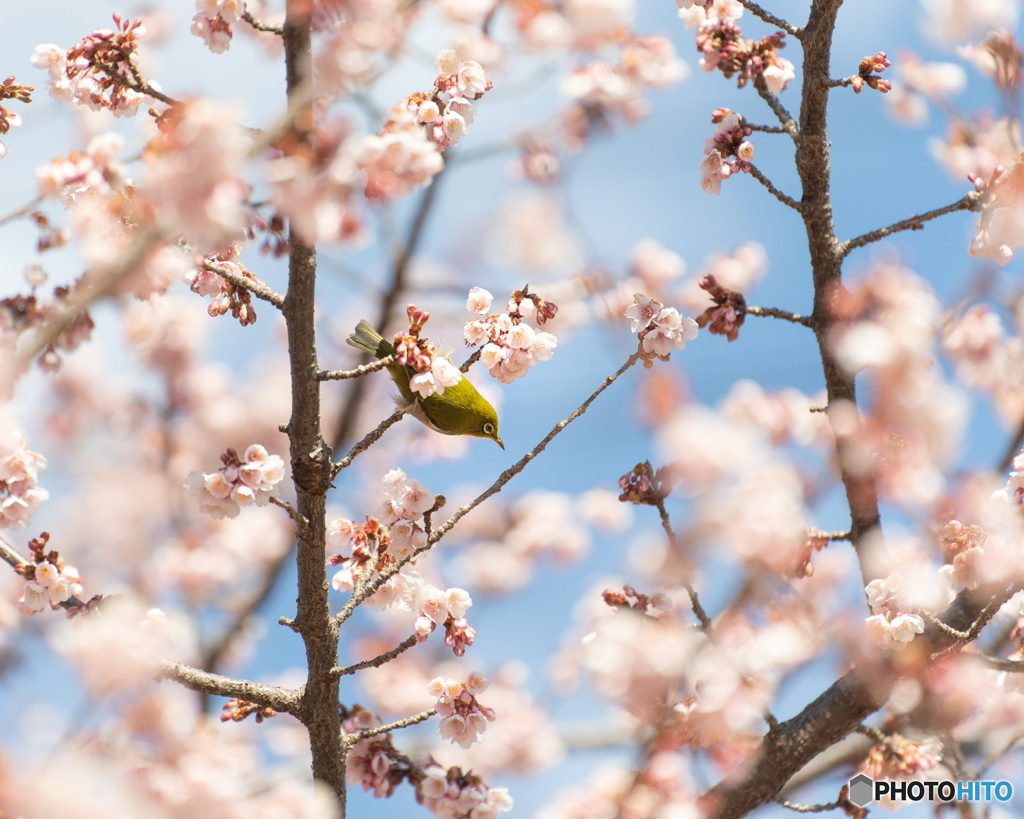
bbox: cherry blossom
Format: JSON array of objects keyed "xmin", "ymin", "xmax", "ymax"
[{"xmin": 184, "ymin": 444, "xmax": 285, "ymax": 520}]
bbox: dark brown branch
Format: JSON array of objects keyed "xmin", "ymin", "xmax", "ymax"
[
  {"xmin": 746, "ymin": 123, "xmax": 791, "ymax": 134},
  {"xmin": 839, "ymin": 192, "xmax": 982, "ymax": 258},
  {"xmin": 332, "ymin": 408, "xmax": 408, "ymax": 477},
  {"xmin": 738, "ymin": 0, "xmax": 802, "ymax": 37},
  {"xmin": 747, "ymin": 164, "xmax": 804, "ymax": 211},
  {"xmin": 343, "ymin": 709, "xmax": 436, "ymax": 746},
  {"xmin": 319, "ymin": 355, "xmax": 395, "ymax": 381},
  {"xmin": 428, "ymin": 354, "xmax": 642, "ymax": 545},
  {"xmin": 280, "ymin": 0, "xmax": 345, "ymax": 802},
  {"xmin": 333, "ymin": 634, "xmax": 419, "ymax": 677}
]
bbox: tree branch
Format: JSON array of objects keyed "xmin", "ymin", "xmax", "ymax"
[
  {"xmin": 839, "ymin": 192, "xmax": 982, "ymax": 259},
  {"xmin": 156, "ymin": 660, "xmax": 299, "ymax": 713},
  {"xmin": 201, "ymin": 260, "xmax": 285, "ymax": 308}
]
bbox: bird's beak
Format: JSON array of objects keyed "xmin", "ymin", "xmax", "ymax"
[{"xmin": 495, "ymin": 436, "xmax": 505, "ymax": 450}]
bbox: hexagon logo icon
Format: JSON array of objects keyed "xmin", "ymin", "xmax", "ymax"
[{"xmin": 848, "ymin": 773, "xmax": 874, "ymax": 807}]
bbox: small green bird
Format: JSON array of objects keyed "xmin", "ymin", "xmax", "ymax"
[{"xmin": 347, "ymin": 320, "xmax": 504, "ymax": 449}]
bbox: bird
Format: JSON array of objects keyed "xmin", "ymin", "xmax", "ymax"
[{"xmin": 347, "ymin": 320, "xmax": 504, "ymax": 448}]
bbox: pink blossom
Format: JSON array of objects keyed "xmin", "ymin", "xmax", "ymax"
[
  {"xmin": 970, "ymin": 162, "xmax": 1024, "ymax": 265},
  {"xmin": 467, "ymin": 286, "xmax": 493, "ymax": 315},
  {"xmin": 185, "ymin": 445, "xmax": 285, "ymax": 520}
]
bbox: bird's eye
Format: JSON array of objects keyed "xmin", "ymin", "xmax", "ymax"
[{"xmin": 483, "ymin": 422, "xmax": 495, "ymax": 435}]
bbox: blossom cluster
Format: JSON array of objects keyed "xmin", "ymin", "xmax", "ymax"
[
  {"xmin": 138, "ymin": 100, "xmax": 253, "ymax": 253},
  {"xmin": 188, "ymin": 245, "xmax": 259, "ymax": 326},
  {"xmin": 15, "ymin": 532, "xmax": 83, "ymax": 614},
  {"xmin": 418, "ymin": 762, "xmax": 513, "ymax": 818},
  {"xmin": 192, "ymin": 0, "xmax": 241, "ymax": 54},
  {"xmin": 862, "ymin": 734, "xmax": 942, "ymax": 780},
  {"xmin": 852, "ymin": 51, "xmax": 892, "ymax": 94},
  {"xmin": 602, "ymin": 583, "xmax": 672, "ymax": 615},
  {"xmin": 463, "ymin": 286, "xmax": 558, "ymax": 384},
  {"xmin": 429, "ymin": 673, "xmax": 495, "ymax": 748},
  {"xmin": 700, "ymin": 108, "xmax": 755, "ymax": 194},
  {"xmin": 0, "ymin": 76, "xmax": 32, "ymax": 157},
  {"xmin": 392, "ymin": 305, "xmax": 462, "ymax": 400},
  {"xmin": 0, "ymin": 285, "xmax": 95, "ymax": 374},
  {"xmin": 184, "ymin": 444, "xmax": 285, "ymax": 520},
  {"xmin": 624, "ymin": 293, "xmax": 699, "ymax": 362},
  {"xmin": 617, "ymin": 461, "xmax": 671, "ymax": 506},
  {"xmin": 969, "ymin": 160, "xmax": 1024, "ymax": 266},
  {"xmin": 32, "ymin": 14, "xmax": 150, "ymax": 117},
  {"xmin": 360, "ymin": 50, "xmax": 491, "ymax": 200},
  {"xmin": 329, "ymin": 469, "xmax": 477, "ymax": 655},
  {"xmin": 36, "ymin": 132, "xmax": 127, "ymax": 204},
  {"xmin": 0, "ymin": 429, "xmax": 49, "ymax": 528},
  {"xmin": 329, "ymin": 469, "xmax": 435, "ymax": 574},
  {"xmin": 864, "ymin": 574, "xmax": 926, "ymax": 648},
  {"xmin": 693, "ymin": 273, "xmax": 746, "ymax": 339},
  {"xmin": 684, "ymin": 1, "xmax": 795, "ymax": 93},
  {"xmin": 562, "ymin": 36, "xmax": 687, "ymax": 145}
]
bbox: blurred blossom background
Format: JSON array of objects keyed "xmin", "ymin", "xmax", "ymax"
[{"xmin": 2, "ymin": 0, "xmax": 1024, "ymax": 816}]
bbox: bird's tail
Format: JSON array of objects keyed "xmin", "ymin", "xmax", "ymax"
[{"xmin": 346, "ymin": 320, "xmax": 391, "ymax": 358}]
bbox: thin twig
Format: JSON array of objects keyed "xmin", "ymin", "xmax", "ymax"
[
  {"xmin": 347, "ymin": 354, "xmax": 644, "ymax": 610},
  {"xmin": 839, "ymin": 192, "xmax": 982, "ymax": 258},
  {"xmin": 429, "ymin": 353, "xmax": 642, "ymax": 545},
  {"xmin": 268, "ymin": 496, "xmax": 306, "ymax": 528},
  {"xmin": 344, "ymin": 709, "xmax": 436, "ymax": 746},
  {"xmin": 242, "ymin": 8, "xmax": 283, "ymax": 34},
  {"xmin": 741, "ymin": 304, "xmax": 812, "ymax": 326},
  {"xmin": 332, "ymin": 408, "xmax": 408, "ymax": 477},
  {"xmin": 201, "ymin": 261, "xmax": 285, "ymax": 308},
  {"xmin": 747, "ymin": 164, "xmax": 804, "ymax": 211},
  {"xmin": 746, "ymin": 123, "xmax": 791, "ymax": 134},
  {"xmin": 976, "ymin": 655, "xmax": 1024, "ymax": 673},
  {"xmin": 0, "ymin": 198, "xmax": 43, "ymax": 229},
  {"xmin": 319, "ymin": 355, "xmax": 395, "ymax": 381},
  {"xmin": 652, "ymin": 494, "xmax": 712, "ymax": 631},
  {"xmin": 752, "ymin": 75, "xmax": 798, "ymax": 136},
  {"xmin": 125, "ymin": 62, "xmax": 179, "ymax": 107},
  {"xmin": 334, "ymin": 635, "xmax": 419, "ymax": 677},
  {"xmin": 738, "ymin": 0, "xmax": 802, "ymax": 37}
]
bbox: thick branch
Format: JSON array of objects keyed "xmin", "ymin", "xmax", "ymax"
[
  {"xmin": 793, "ymin": 0, "xmax": 883, "ymax": 588},
  {"xmin": 280, "ymin": 0, "xmax": 345, "ymax": 802}
]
